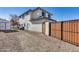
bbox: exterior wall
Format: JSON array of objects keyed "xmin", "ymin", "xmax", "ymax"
[
  {"xmin": 0, "ymin": 22, "xmax": 10, "ymax": 30},
  {"xmin": 31, "ymin": 9, "xmax": 42, "ymax": 19},
  {"xmin": 31, "ymin": 9, "xmax": 49, "ymax": 20},
  {"xmin": 18, "ymin": 18, "xmax": 24, "ymax": 28},
  {"xmin": 24, "ymin": 21, "xmax": 32, "ymax": 30},
  {"xmin": 19, "ymin": 14, "xmax": 31, "ymax": 23},
  {"xmin": 19, "ymin": 21, "xmax": 42, "ymax": 32},
  {"xmin": 45, "ymin": 22, "xmax": 49, "ymax": 35},
  {"xmin": 42, "ymin": 22, "xmax": 45, "ymax": 34},
  {"xmin": 0, "ymin": 22, "xmax": 6, "ymax": 30},
  {"xmin": 19, "ymin": 18, "xmax": 24, "ymax": 24},
  {"xmin": 18, "ymin": 14, "xmax": 31, "ymax": 29},
  {"xmin": 42, "ymin": 22, "xmax": 50, "ymax": 36},
  {"xmin": 24, "ymin": 14, "xmax": 31, "ymax": 21},
  {"xmin": 5, "ymin": 22, "xmax": 11, "ymax": 30}
]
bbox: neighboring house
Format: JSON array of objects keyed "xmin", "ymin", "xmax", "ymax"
[
  {"xmin": 18, "ymin": 7, "xmax": 56, "ymax": 32},
  {"xmin": 0, "ymin": 18, "xmax": 11, "ymax": 30}
]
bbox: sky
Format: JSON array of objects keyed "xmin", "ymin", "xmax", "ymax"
[{"xmin": 0, "ymin": 7, "xmax": 79, "ymax": 21}]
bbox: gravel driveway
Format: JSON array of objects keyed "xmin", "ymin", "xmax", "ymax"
[{"xmin": 0, "ymin": 30, "xmax": 79, "ymax": 52}]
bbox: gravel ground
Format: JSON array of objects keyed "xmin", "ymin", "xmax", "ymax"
[{"xmin": 0, "ymin": 30, "xmax": 79, "ymax": 52}]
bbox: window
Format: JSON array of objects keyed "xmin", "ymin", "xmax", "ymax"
[
  {"xmin": 48, "ymin": 14, "xmax": 51, "ymax": 19},
  {"xmin": 42, "ymin": 12, "xmax": 45, "ymax": 16},
  {"xmin": 45, "ymin": 13, "xmax": 48, "ymax": 17}
]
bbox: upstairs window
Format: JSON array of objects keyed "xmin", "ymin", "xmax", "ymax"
[
  {"xmin": 42, "ymin": 12, "xmax": 45, "ymax": 16},
  {"xmin": 45, "ymin": 13, "xmax": 48, "ymax": 18},
  {"xmin": 48, "ymin": 14, "xmax": 51, "ymax": 19}
]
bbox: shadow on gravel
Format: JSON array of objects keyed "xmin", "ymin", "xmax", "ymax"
[{"xmin": 0, "ymin": 30, "xmax": 19, "ymax": 33}]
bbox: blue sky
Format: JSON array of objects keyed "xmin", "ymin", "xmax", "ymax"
[{"xmin": 0, "ymin": 7, "xmax": 79, "ymax": 21}]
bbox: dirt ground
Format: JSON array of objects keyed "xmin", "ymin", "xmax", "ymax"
[{"xmin": 0, "ymin": 30, "xmax": 79, "ymax": 52}]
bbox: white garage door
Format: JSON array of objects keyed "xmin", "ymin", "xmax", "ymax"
[{"xmin": 30, "ymin": 24, "xmax": 42, "ymax": 32}]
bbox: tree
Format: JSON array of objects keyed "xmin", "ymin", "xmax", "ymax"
[{"xmin": 10, "ymin": 14, "xmax": 19, "ymax": 26}]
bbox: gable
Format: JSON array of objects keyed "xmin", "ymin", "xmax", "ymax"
[
  {"xmin": 32, "ymin": 7, "xmax": 52, "ymax": 15},
  {"xmin": 31, "ymin": 9, "xmax": 42, "ymax": 20}
]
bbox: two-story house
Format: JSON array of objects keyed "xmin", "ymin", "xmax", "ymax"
[{"xmin": 18, "ymin": 7, "xmax": 56, "ymax": 32}]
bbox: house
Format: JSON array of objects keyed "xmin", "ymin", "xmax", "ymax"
[
  {"xmin": 0, "ymin": 18, "xmax": 11, "ymax": 30},
  {"xmin": 18, "ymin": 7, "xmax": 56, "ymax": 32}
]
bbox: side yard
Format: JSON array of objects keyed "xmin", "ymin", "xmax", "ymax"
[{"xmin": 0, "ymin": 30, "xmax": 79, "ymax": 52}]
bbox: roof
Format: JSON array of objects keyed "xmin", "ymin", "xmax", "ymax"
[
  {"xmin": 30, "ymin": 16, "xmax": 56, "ymax": 21},
  {"xmin": 30, "ymin": 16, "xmax": 56, "ymax": 24},
  {"xmin": 19, "ymin": 7, "xmax": 53, "ymax": 17},
  {"xmin": 32, "ymin": 7, "xmax": 53, "ymax": 15},
  {"xmin": 0, "ymin": 18, "xmax": 8, "ymax": 21},
  {"xmin": 0, "ymin": 18, "xmax": 9, "ymax": 23},
  {"xmin": 19, "ymin": 9, "xmax": 32, "ymax": 18},
  {"xmin": 0, "ymin": 18, "xmax": 6, "ymax": 20}
]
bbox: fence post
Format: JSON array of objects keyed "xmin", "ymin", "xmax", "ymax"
[
  {"xmin": 49, "ymin": 22, "xmax": 51, "ymax": 36},
  {"xmin": 5, "ymin": 22, "xmax": 6, "ymax": 30},
  {"xmin": 61, "ymin": 21, "xmax": 63, "ymax": 40}
]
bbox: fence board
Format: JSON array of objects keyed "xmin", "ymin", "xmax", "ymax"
[{"xmin": 50, "ymin": 20, "xmax": 79, "ymax": 46}]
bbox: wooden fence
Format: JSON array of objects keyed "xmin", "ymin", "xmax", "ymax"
[{"xmin": 50, "ymin": 20, "xmax": 79, "ymax": 46}]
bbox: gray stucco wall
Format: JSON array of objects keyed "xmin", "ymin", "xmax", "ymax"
[{"xmin": 31, "ymin": 9, "xmax": 42, "ymax": 20}]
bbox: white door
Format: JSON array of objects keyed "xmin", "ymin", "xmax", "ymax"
[{"xmin": 25, "ymin": 23, "xmax": 30, "ymax": 30}]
